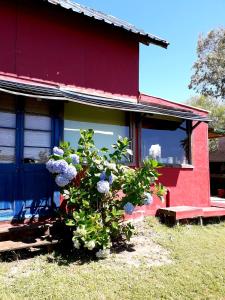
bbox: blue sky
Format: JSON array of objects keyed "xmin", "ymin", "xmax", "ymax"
[{"xmin": 75, "ymin": 0, "xmax": 225, "ymax": 103}]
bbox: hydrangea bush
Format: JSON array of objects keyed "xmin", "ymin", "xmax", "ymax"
[{"xmin": 46, "ymin": 129, "xmax": 166, "ymax": 258}]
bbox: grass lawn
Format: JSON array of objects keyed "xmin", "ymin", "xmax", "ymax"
[{"xmin": 0, "ymin": 218, "xmax": 225, "ymax": 300}]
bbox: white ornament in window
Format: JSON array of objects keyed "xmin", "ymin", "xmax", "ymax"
[{"xmin": 149, "ymin": 144, "xmax": 161, "ymax": 160}]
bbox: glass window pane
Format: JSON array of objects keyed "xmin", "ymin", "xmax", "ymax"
[
  {"xmin": 141, "ymin": 118, "xmax": 189, "ymax": 165},
  {"xmin": 24, "ymin": 147, "xmax": 50, "ymax": 163},
  {"xmin": 0, "ymin": 112, "xmax": 16, "ymax": 128},
  {"xmin": 24, "ymin": 130, "xmax": 51, "ymax": 147},
  {"xmin": 25, "ymin": 114, "xmax": 51, "ymax": 130},
  {"xmin": 0, "ymin": 128, "xmax": 15, "ymax": 146},
  {"xmin": 64, "ymin": 103, "xmax": 130, "ymax": 151},
  {"xmin": 0, "ymin": 147, "xmax": 15, "ymax": 163}
]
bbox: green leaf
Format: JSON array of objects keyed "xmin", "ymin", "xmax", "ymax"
[
  {"xmin": 65, "ymin": 219, "xmax": 76, "ymax": 227},
  {"xmin": 100, "ymin": 147, "xmax": 109, "ymax": 153}
]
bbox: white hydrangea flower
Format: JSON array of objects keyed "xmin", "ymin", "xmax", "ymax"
[
  {"xmin": 104, "ymin": 161, "xmax": 117, "ymax": 172},
  {"xmin": 75, "ymin": 226, "xmax": 87, "ymax": 237},
  {"xmin": 93, "ymin": 159, "xmax": 102, "ymax": 165},
  {"xmin": 85, "ymin": 240, "xmax": 96, "ymax": 251},
  {"xmin": 73, "ymin": 239, "xmax": 81, "ymax": 249},
  {"xmin": 120, "ymin": 165, "xmax": 134, "ymax": 174}
]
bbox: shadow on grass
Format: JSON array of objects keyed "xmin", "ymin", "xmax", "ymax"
[
  {"xmin": 1, "ymin": 217, "xmax": 224, "ymax": 265},
  {"xmin": 48, "ymin": 238, "xmax": 137, "ymax": 266}
]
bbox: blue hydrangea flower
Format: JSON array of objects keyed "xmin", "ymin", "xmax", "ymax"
[
  {"xmin": 70, "ymin": 154, "xmax": 80, "ymax": 165},
  {"xmin": 46, "ymin": 159, "xmax": 55, "ymax": 173},
  {"xmin": 143, "ymin": 192, "xmax": 153, "ymax": 205},
  {"xmin": 97, "ymin": 180, "xmax": 110, "ymax": 194},
  {"xmin": 63, "ymin": 165, "xmax": 77, "ymax": 180},
  {"xmin": 124, "ymin": 202, "xmax": 135, "ymax": 215},
  {"xmin": 100, "ymin": 171, "xmax": 106, "ymax": 181},
  {"xmin": 53, "ymin": 147, "xmax": 64, "ymax": 156},
  {"xmin": 52, "ymin": 160, "xmax": 68, "ymax": 173},
  {"xmin": 109, "ymin": 174, "xmax": 114, "ymax": 185},
  {"xmin": 55, "ymin": 174, "xmax": 70, "ymax": 187}
]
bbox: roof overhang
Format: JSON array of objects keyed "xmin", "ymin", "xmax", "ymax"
[
  {"xmin": 45, "ymin": 0, "xmax": 169, "ymax": 48},
  {"xmin": 0, "ymin": 79, "xmax": 210, "ymax": 122}
]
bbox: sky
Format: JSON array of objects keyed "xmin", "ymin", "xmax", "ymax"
[{"xmin": 73, "ymin": 0, "xmax": 225, "ymax": 103}]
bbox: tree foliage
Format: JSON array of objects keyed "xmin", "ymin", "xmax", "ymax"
[
  {"xmin": 187, "ymin": 95, "xmax": 225, "ymax": 130},
  {"xmin": 189, "ymin": 28, "xmax": 225, "ymax": 100},
  {"xmin": 187, "ymin": 95, "xmax": 225, "ymax": 151}
]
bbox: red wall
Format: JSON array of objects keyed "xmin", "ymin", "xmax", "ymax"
[
  {"xmin": 0, "ymin": 0, "xmax": 139, "ymax": 97},
  {"xmin": 140, "ymin": 94, "xmax": 210, "ymax": 208}
]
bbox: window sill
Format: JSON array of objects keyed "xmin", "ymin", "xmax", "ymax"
[{"xmin": 161, "ymin": 164, "xmax": 194, "ymax": 169}]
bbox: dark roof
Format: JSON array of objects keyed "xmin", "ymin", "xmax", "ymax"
[
  {"xmin": 0, "ymin": 79, "xmax": 209, "ymax": 122},
  {"xmin": 45, "ymin": 0, "xmax": 169, "ymax": 48},
  {"xmin": 0, "ymin": 79, "xmax": 63, "ymax": 99},
  {"xmin": 61, "ymin": 89, "xmax": 210, "ymax": 122}
]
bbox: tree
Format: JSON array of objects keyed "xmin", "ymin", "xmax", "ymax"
[
  {"xmin": 187, "ymin": 95, "xmax": 225, "ymax": 129},
  {"xmin": 189, "ymin": 28, "xmax": 225, "ymax": 100},
  {"xmin": 187, "ymin": 95, "xmax": 225, "ymax": 151}
]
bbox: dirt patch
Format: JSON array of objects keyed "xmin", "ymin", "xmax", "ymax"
[
  {"xmin": 3, "ymin": 257, "xmax": 42, "ymax": 283},
  {"xmin": 101, "ymin": 220, "xmax": 172, "ymax": 267},
  {"xmin": 1, "ymin": 220, "xmax": 172, "ymax": 272}
]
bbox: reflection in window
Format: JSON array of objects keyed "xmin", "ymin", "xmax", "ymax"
[
  {"xmin": 0, "ymin": 109, "xmax": 16, "ymax": 164},
  {"xmin": 0, "ymin": 147, "xmax": 15, "ymax": 163},
  {"xmin": 23, "ymin": 113, "xmax": 52, "ymax": 164},
  {"xmin": 141, "ymin": 117, "xmax": 190, "ymax": 165},
  {"xmin": 64, "ymin": 103, "xmax": 130, "ymax": 151},
  {"xmin": 24, "ymin": 147, "xmax": 50, "ymax": 163}
]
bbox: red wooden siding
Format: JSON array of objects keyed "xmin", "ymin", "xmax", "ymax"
[
  {"xmin": 0, "ymin": 0, "xmax": 139, "ymax": 97},
  {"xmin": 140, "ymin": 94, "xmax": 210, "ymax": 208}
]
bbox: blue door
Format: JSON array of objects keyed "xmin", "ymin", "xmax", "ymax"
[{"xmin": 0, "ymin": 96, "xmax": 62, "ymax": 222}]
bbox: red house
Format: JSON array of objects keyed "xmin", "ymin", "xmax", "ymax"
[{"xmin": 0, "ymin": 0, "xmax": 222, "ymax": 231}]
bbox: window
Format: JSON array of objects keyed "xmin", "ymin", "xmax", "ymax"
[
  {"xmin": 64, "ymin": 103, "xmax": 130, "ymax": 153},
  {"xmin": 141, "ymin": 117, "xmax": 191, "ymax": 165},
  {"xmin": 0, "ymin": 96, "xmax": 16, "ymax": 163},
  {"xmin": 23, "ymin": 100, "xmax": 52, "ymax": 163}
]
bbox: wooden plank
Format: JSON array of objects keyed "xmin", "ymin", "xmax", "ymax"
[
  {"xmin": 0, "ymin": 238, "xmax": 58, "ymax": 252},
  {"xmin": 211, "ymin": 201, "xmax": 225, "ymax": 209},
  {"xmin": 0, "ymin": 221, "xmax": 55, "ymax": 234},
  {"xmin": 202, "ymin": 207, "xmax": 225, "ymax": 218},
  {"xmin": 158, "ymin": 206, "xmax": 203, "ymax": 220}
]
